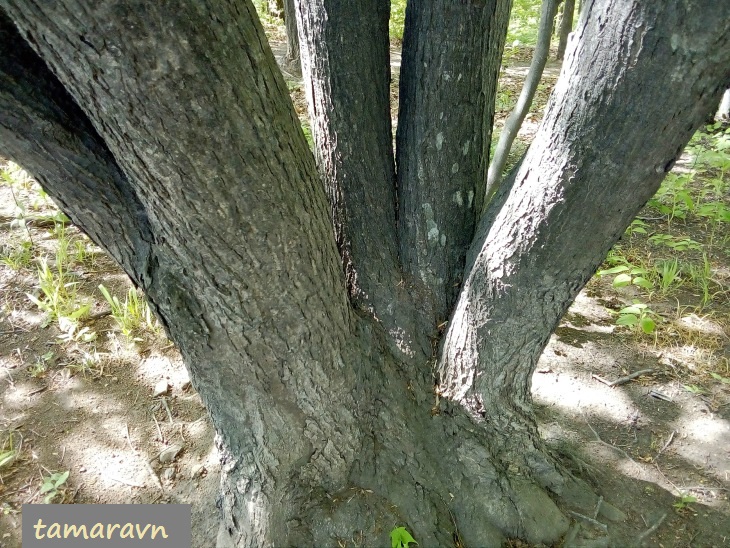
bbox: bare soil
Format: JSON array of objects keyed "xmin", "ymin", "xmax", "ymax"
[{"xmin": 0, "ymin": 41, "xmax": 728, "ymax": 548}]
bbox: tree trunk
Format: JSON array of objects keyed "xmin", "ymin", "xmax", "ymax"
[
  {"xmin": 556, "ymin": 0, "xmax": 575, "ymax": 60},
  {"xmin": 717, "ymin": 88, "xmax": 730, "ymax": 121},
  {"xmin": 396, "ymin": 0, "xmax": 512, "ymax": 323},
  {"xmin": 486, "ymin": 0, "xmax": 558, "ymax": 203},
  {"xmin": 439, "ymin": 0, "xmax": 730, "ymax": 496},
  {"xmin": 267, "ymin": 0, "xmax": 283, "ymax": 19},
  {"xmin": 1, "ymin": 0, "xmax": 729, "ymax": 546},
  {"xmin": 283, "ymin": 0, "xmax": 300, "ymax": 74}
]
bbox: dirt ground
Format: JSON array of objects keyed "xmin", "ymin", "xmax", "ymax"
[{"xmin": 1, "ymin": 41, "xmax": 728, "ymax": 548}]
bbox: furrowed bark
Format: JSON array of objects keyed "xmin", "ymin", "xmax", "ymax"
[
  {"xmin": 439, "ymin": 0, "xmax": 730, "ymax": 487},
  {"xmin": 0, "ymin": 10, "xmax": 151, "ymax": 286},
  {"xmin": 297, "ymin": 0, "xmax": 431, "ymax": 360},
  {"xmin": 2, "ymin": 1, "xmax": 361, "ymax": 545},
  {"xmin": 396, "ymin": 0, "xmax": 511, "ymax": 323}
]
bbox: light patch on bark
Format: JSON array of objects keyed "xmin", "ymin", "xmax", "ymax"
[
  {"xmin": 451, "ymin": 163, "xmax": 459, "ymax": 174},
  {"xmin": 436, "ymin": 132, "xmax": 444, "ymax": 150},
  {"xmin": 462, "ymin": 140, "xmax": 470, "ymax": 156},
  {"xmin": 453, "ymin": 191, "xmax": 463, "ymax": 206}
]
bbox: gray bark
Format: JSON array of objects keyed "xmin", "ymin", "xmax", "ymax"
[
  {"xmin": 486, "ymin": 0, "xmax": 558, "ymax": 205},
  {"xmin": 283, "ymin": 0, "xmax": 300, "ymax": 73},
  {"xmin": 1, "ymin": 0, "xmax": 729, "ymax": 546},
  {"xmin": 556, "ymin": 0, "xmax": 575, "ymax": 60},
  {"xmin": 1, "ymin": 2, "xmax": 360, "ymax": 545},
  {"xmin": 439, "ymin": 0, "xmax": 730, "ymax": 490},
  {"xmin": 396, "ymin": 0, "xmax": 512, "ymax": 323}
]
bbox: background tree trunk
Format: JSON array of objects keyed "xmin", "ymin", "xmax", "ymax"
[
  {"xmin": 486, "ymin": 0, "xmax": 558, "ymax": 203},
  {"xmin": 283, "ymin": 0, "xmax": 300, "ymax": 73},
  {"xmin": 556, "ymin": 0, "xmax": 575, "ymax": 60},
  {"xmin": 717, "ymin": 88, "xmax": 730, "ymax": 121}
]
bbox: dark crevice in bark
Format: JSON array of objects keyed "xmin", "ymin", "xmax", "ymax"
[{"xmin": 396, "ymin": 0, "xmax": 511, "ymax": 324}]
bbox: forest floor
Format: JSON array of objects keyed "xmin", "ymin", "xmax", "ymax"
[{"xmin": 0, "ymin": 39, "xmax": 729, "ymax": 548}]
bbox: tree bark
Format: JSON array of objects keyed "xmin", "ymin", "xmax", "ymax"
[
  {"xmin": 556, "ymin": 0, "xmax": 575, "ymax": 60},
  {"xmin": 0, "ymin": 2, "xmax": 362, "ymax": 545},
  {"xmin": 396, "ymin": 0, "xmax": 512, "ymax": 323},
  {"xmin": 1, "ymin": 0, "xmax": 729, "ymax": 546},
  {"xmin": 439, "ymin": 0, "xmax": 730, "ymax": 493},
  {"xmin": 486, "ymin": 0, "xmax": 558, "ymax": 204},
  {"xmin": 283, "ymin": 0, "xmax": 300, "ymax": 73}
]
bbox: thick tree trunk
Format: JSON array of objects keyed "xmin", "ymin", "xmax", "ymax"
[
  {"xmin": 2, "ymin": 0, "xmax": 729, "ymax": 546},
  {"xmin": 0, "ymin": 2, "xmax": 361, "ymax": 545},
  {"xmin": 295, "ymin": 0, "xmax": 437, "ymax": 361},
  {"xmin": 556, "ymin": 0, "xmax": 575, "ymax": 60},
  {"xmin": 396, "ymin": 0, "xmax": 512, "ymax": 323},
  {"xmin": 439, "ymin": 0, "xmax": 730, "ymax": 495}
]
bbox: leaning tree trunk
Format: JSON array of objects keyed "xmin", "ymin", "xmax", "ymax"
[
  {"xmin": 1, "ymin": 0, "xmax": 729, "ymax": 547},
  {"xmin": 439, "ymin": 0, "xmax": 730, "ymax": 501}
]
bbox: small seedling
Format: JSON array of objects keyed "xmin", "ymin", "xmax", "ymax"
[
  {"xmin": 99, "ymin": 284, "xmax": 158, "ymax": 341},
  {"xmin": 648, "ymin": 234, "xmax": 702, "ymax": 252},
  {"xmin": 615, "ymin": 301, "xmax": 658, "ymax": 334},
  {"xmin": 28, "ymin": 351, "xmax": 53, "ymax": 378},
  {"xmin": 654, "ymin": 259, "xmax": 683, "ymax": 296},
  {"xmin": 40, "ymin": 470, "xmax": 69, "ymax": 503},
  {"xmin": 597, "ymin": 265, "xmax": 653, "ymax": 291},
  {"xmin": 0, "ymin": 434, "xmax": 19, "ymax": 472},
  {"xmin": 673, "ymin": 493, "xmax": 696, "ymax": 511},
  {"xmin": 683, "ymin": 384, "xmax": 705, "ymax": 395},
  {"xmin": 390, "ymin": 526, "xmax": 417, "ymax": 548}
]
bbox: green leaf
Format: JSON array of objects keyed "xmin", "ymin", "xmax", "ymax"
[
  {"xmin": 619, "ymin": 305, "xmax": 643, "ymax": 315},
  {"xmin": 612, "ymin": 273, "xmax": 632, "ymax": 287},
  {"xmin": 616, "ymin": 314, "xmax": 638, "ymax": 326},
  {"xmin": 710, "ymin": 372, "xmax": 730, "ymax": 384},
  {"xmin": 598, "ymin": 265, "xmax": 629, "ymax": 276},
  {"xmin": 632, "ymin": 277, "xmax": 654, "ymax": 290},
  {"xmin": 390, "ymin": 527, "xmax": 417, "ymax": 548},
  {"xmin": 54, "ymin": 470, "xmax": 69, "ymax": 487},
  {"xmin": 639, "ymin": 316, "xmax": 656, "ymax": 334}
]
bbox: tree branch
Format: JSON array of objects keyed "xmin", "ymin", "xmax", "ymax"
[{"xmin": 0, "ymin": 9, "xmax": 153, "ymax": 286}]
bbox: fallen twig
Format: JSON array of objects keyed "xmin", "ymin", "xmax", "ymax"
[
  {"xmin": 654, "ymin": 430, "xmax": 675, "ymax": 461},
  {"xmin": 568, "ymin": 510, "xmax": 608, "ymax": 533},
  {"xmin": 584, "ymin": 416, "xmax": 641, "ymax": 469},
  {"xmin": 634, "ymin": 512, "xmax": 667, "ymax": 547},
  {"xmin": 592, "ymin": 495, "xmax": 604, "ymax": 520},
  {"xmin": 108, "ymin": 475, "xmax": 144, "ymax": 488},
  {"xmin": 593, "ymin": 368, "xmax": 654, "ymax": 387},
  {"xmin": 161, "ymin": 396, "xmax": 174, "ymax": 424},
  {"xmin": 125, "ymin": 423, "xmax": 164, "ymax": 492}
]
